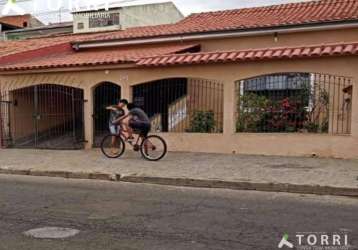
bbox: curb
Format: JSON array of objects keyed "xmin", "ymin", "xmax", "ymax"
[
  {"xmin": 0, "ymin": 168, "xmax": 120, "ymax": 182},
  {"xmin": 0, "ymin": 168, "xmax": 357, "ymax": 197},
  {"xmin": 120, "ymin": 176, "xmax": 358, "ymax": 197}
]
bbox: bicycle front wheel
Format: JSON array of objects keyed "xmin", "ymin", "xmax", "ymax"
[
  {"xmin": 140, "ymin": 135, "xmax": 167, "ymax": 161},
  {"xmin": 101, "ymin": 134, "xmax": 126, "ymax": 159}
]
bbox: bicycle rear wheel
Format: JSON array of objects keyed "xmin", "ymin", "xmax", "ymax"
[
  {"xmin": 101, "ymin": 134, "xmax": 126, "ymax": 158},
  {"xmin": 140, "ymin": 135, "xmax": 167, "ymax": 161}
]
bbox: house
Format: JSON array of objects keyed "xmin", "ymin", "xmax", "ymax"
[
  {"xmin": 0, "ymin": 14, "xmax": 44, "ymax": 40},
  {"xmin": 4, "ymin": 2, "xmax": 183, "ymax": 40},
  {"xmin": 72, "ymin": 2, "xmax": 184, "ymax": 33},
  {"xmin": 5, "ymin": 22, "xmax": 73, "ymax": 40},
  {"xmin": 0, "ymin": 14, "xmax": 43, "ymax": 29},
  {"xmin": 0, "ymin": 0, "xmax": 357, "ymax": 159}
]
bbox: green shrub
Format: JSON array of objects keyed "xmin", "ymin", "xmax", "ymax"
[
  {"xmin": 189, "ymin": 110, "xmax": 216, "ymax": 133},
  {"xmin": 237, "ymin": 93, "xmax": 269, "ymax": 132}
]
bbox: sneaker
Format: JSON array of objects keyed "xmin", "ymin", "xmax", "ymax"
[{"xmin": 111, "ymin": 148, "xmax": 119, "ymax": 155}]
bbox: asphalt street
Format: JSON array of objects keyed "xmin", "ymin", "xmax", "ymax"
[{"xmin": 0, "ymin": 175, "xmax": 357, "ymax": 250}]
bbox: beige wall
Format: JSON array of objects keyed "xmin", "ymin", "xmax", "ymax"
[
  {"xmin": 197, "ymin": 28, "xmax": 358, "ymax": 52},
  {"xmin": 0, "ymin": 28, "xmax": 357, "ymax": 158}
]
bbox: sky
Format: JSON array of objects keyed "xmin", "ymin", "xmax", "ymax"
[{"xmin": 1, "ymin": 0, "xmax": 312, "ymax": 23}]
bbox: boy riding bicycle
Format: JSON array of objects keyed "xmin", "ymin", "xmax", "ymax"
[
  {"xmin": 106, "ymin": 99, "xmax": 128, "ymax": 134},
  {"xmin": 101, "ymin": 103, "xmax": 166, "ymax": 161},
  {"xmin": 106, "ymin": 99, "xmax": 128, "ymax": 154},
  {"xmin": 114, "ymin": 103, "xmax": 151, "ymax": 139}
]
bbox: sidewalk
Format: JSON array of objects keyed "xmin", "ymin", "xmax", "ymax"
[{"xmin": 0, "ymin": 149, "xmax": 358, "ymax": 197}]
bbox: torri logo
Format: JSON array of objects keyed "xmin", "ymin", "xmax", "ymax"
[
  {"xmin": 2, "ymin": 0, "xmax": 26, "ymax": 15},
  {"xmin": 1, "ymin": 0, "xmax": 114, "ymax": 16},
  {"xmin": 278, "ymin": 232, "xmax": 350, "ymax": 249},
  {"xmin": 278, "ymin": 234, "xmax": 294, "ymax": 249}
]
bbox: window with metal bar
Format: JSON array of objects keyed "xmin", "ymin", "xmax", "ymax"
[
  {"xmin": 132, "ymin": 78, "xmax": 224, "ymax": 133},
  {"xmin": 235, "ymin": 73, "xmax": 353, "ymax": 135}
]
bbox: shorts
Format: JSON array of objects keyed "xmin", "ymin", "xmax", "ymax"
[
  {"xmin": 109, "ymin": 125, "xmax": 119, "ymax": 135},
  {"xmin": 129, "ymin": 120, "xmax": 151, "ymax": 137}
]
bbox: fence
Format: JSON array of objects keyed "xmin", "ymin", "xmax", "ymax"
[
  {"xmin": 0, "ymin": 91, "xmax": 11, "ymax": 148},
  {"xmin": 0, "ymin": 84, "xmax": 85, "ymax": 149},
  {"xmin": 236, "ymin": 73, "xmax": 353, "ymax": 134},
  {"xmin": 132, "ymin": 78, "xmax": 224, "ymax": 133}
]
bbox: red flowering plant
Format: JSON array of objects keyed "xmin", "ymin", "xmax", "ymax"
[{"xmin": 265, "ymin": 97, "xmax": 307, "ymax": 132}]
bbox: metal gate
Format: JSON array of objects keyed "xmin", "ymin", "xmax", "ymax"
[
  {"xmin": 93, "ymin": 82, "xmax": 121, "ymax": 147},
  {"xmin": 0, "ymin": 84, "xmax": 85, "ymax": 149},
  {"xmin": 0, "ymin": 94, "xmax": 11, "ymax": 148}
]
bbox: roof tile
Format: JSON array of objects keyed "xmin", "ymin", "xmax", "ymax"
[
  {"xmin": 292, "ymin": 48, "xmax": 302, "ymax": 57},
  {"xmin": 136, "ymin": 42, "xmax": 358, "ymax": 67},
  {"xmin": 322, "ymin": 46, "xmax": 333, "ymax": 55},
  {"xmin": 74, "ymin": 0, "xmax": 358, "ymax": 44},
  {"xmin": 0, "ymin": 43, "xmax": 199, "ymax": 71},
  {"xmin": 333, "ymin": 45, "xmax": 343, "ymax": 54},
  {"xmin": 282, "ymin": 49, "xmax": 292, "ymax": 58}
]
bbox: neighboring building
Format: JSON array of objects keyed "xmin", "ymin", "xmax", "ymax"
[
  {"xmin": 0, "ymin": 14, "xmax": 43, "ymax": 29},
  {"xmin": 0, "ymin": 21, "xmax": 20, "ymax": 40},
  {"xmin": 0, "ymin": 14, "xmax": 44, "ymax": 40},
  {"xmin": 73, "ymin": 2, "xmax": 184, "ymax": 33},
  {"xmin": 0, "ymin": 0, "xmax": 358, "ymax": 159},
  {"xmin": 5, "ymin": 22, "xmax": 73, "ymax": 40},
  {"xmin": 5, "ymin": 2, "xmax": 183, "ymax": 40}
]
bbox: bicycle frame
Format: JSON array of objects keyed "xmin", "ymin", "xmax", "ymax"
[{"xmin": 115, "ymin": 123, "xmax": 145, "ymax": 147}]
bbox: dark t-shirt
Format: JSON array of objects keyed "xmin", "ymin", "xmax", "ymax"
[
  {"xmin": 129, "ymin": 108, "xmax": 150, "ymax": 124},
  {"xmin": 109, "ymin": 107, "xmax": 125, "ymax": 125}
]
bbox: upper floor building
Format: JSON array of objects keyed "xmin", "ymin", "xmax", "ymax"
[{"xmin": 72, "ymin": 2, "xmax": 184, "ymax": 34}]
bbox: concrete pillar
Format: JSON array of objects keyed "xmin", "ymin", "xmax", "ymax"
[
  {"xmin": 351, "ymin": 76, "xmax": 358, "ymax": 137},
  {"xmin": 223, "ymin": 81, "xmax": 236, "ymax": 135},
  {"xmin": 83, "ymin": 87, "xmax": 93, "ymax": 149}
]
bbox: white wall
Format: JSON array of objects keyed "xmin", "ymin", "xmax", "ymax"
[
  {"xmin": 73, "ymin": 2, "xmax": 183, "ymax": 34},
  {"xmin": 120, "ymin": 2, "xmax": 183, "ymax": 29}
]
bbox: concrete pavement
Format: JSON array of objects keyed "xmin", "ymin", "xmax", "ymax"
[
  {"xmin": 0, "ymin": 175, "xmax": 357, "ymax": 250},
  {"xmin": 0, "ymin": 149, "xmax": 358, "ymax": 196}
]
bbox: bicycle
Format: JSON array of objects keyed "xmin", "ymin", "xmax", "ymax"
[{"xmin": 100, "ymin": 123, "xmax": 167, "ymax": 161}]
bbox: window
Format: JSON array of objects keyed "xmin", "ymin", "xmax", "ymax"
[
  {"xmin": 77, "ymin": 23, "xmax": 85, "ymax": 30},
  {"xmin": 132, "ymin": 78, "xmax": 224, "ymax": 133},
  {"xmin": 89, "ymin": 13, "xmax": 120, "ymax": 28},
  {"xmin": 77, "ymin": 22, "xmax": 84, "ymax": 30},
  {"xmin": 236, "ymin": 73, "xmax": 353, "ymax": 134}
]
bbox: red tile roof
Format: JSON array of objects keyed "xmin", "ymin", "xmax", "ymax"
[
  {"xmin": 0, "ymin": 0, "xmax": 357, "ymax": 72},
  {"xmin": 0, "ymin": 44, "xmax": 200, "ymax": 71},
  {"xmin": 75, "ymin": 0, "xmax": 358, "ymax": 43},
  {"xmin": 0, "ymin": 30, "xmax": 121, "ymax": 58},
  {"xmin": 0, "ymin": 0, "xmax": 356, "ymax": 57},
  {"xmin": 136, "ymin": 42, "xmax": 358, "ymax": 67}
]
